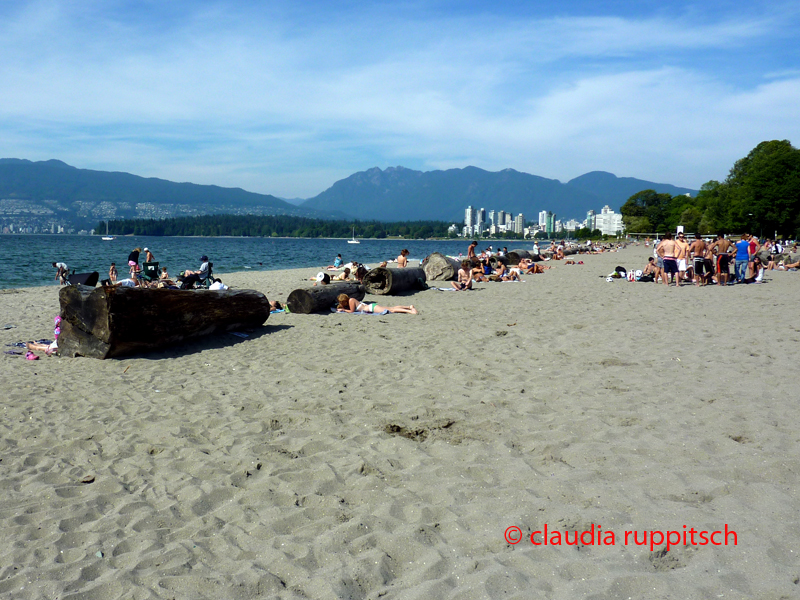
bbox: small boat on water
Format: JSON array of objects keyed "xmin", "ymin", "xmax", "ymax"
[
  {"xmin": 102, "ymin": 221, "xmax": 115, "ymax": 241},
  {"xmin": 348, "ymin": 226, "xmax": 360, "ymax": 244}
]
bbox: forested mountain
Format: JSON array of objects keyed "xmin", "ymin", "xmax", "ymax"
[
  {"xmin": 302, "ymin": 165, "xmax": 698, "ymax": 222},
  {"xmin": 0, "ymin": 158, "xmax": 338, "ymax": 230},
  {"xmin": 567, "ymin": 171, "xmax": 697, "ymax": 206}
]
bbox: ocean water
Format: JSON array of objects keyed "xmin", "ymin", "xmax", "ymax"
[{"xmin": 0, "ymin": 235, "xmax": 475, "ymax": 289}]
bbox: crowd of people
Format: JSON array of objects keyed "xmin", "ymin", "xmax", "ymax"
[{"xmin": 647, "ymin": 232, "xmax": 791, "ymax": 286}]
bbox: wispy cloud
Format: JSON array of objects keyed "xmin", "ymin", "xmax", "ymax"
[{"xmin": 0, "ymin": 0, "xmax": 798, "ymax": 197}]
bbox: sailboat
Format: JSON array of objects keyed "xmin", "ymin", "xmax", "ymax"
[
  {"xmin": 102, "ymin": 221, "xmax": 115, "ymax": 241},
  {"xmin": 348, "ymin": 226, "xmax": 360, "ymax": 244}
]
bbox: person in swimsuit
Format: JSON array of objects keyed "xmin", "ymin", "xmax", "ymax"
[
  {"xmin": 674, "ymin": 232, "xmax": 690, "ymax": 285},
  {"xmin": 336, "ymin": 294, "xmax": 418, "ymax": 314},
  {"xmin": 657, "ymin": 233, "xmax": 678, "ymax": 285},
  {"xmin": 397, "ymin": 249, "xmax": 409, "ymax": 268},
  {"xmin": 453, "ymin": 260, "xmax": 474, "ymax": 290},
  {"xmin": 688, "ymin": 234, "xmax": 707, "ymax": 286},
  {"xmin": 708, "ymin": 234, "xmax": 733, "ymax": 285}
]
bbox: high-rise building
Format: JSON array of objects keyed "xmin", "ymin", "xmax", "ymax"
[
  {"xmin": 488, "ymin": 210, "xmax": 496, "ymax": 226},
  {"xmin": 586, "ymin": 210, "xmax": 596, "ymax": 231},
  {"xmin": 498, "ymin": 210, "xmax": 506, "ymax": 226},
  {"xmin": 594, "ymin": 205, "xmax": 624, "ymax": 235},
  {"xmin": 545, "ymin": 212, "xmax": 556, "ymax": 234},
  {"xmin": 465, "ymin": 206, "xmax": 475, "ymax": 228},
  {"xmin": 514, "ymin": 213, "xmax": 525, "ymax": 234},
  {"xmin": 539, "ymin": 210, "xmax": 548, "ymax": 227},
  {"xmin": 478, "ymin": 208, "xmax": 486, "ymax": 225}
]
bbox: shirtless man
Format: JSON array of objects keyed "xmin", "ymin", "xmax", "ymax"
[
  {"xmin": 467, "ymin": 241, "xmax": 478, "ymax": 262},
  {"xmin": 452, "ymin": 259, "xmax": 473, "ymax": 290},
  {"xmin": 674, "ymin": 232, "xmax": 690, "ymax": 285},
  {"xmin": 708, "ymin": 234, "xmax": 733, "ymax": 285},
  {"xmin": 688, "ymin": 233, "xmax": 707, "ymax": 286},
  {"xmin": 656, "ymin": 233, "xmax": 678, "ymax": 286}
]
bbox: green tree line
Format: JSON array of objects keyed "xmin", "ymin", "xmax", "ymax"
[
  {"xmin": 621, "ymin": 140, "xmax": 800, "ymax": 238},
  {"xmin": 97, "ymin": 215, "xmax": 454, "ymax": 239}
]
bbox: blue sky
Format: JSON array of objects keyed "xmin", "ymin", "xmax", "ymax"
[{"xmin": 1, "ymin": 0, "xmax": 798, "ymax": 198}]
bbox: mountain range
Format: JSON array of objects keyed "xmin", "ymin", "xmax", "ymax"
[
  {"xmin": 301, "ymin": 166, "xmax": 697, "ymax": 222},
  {"xmin": 0, "ymin": 158, "xmax": 697, "ymax": 230}
]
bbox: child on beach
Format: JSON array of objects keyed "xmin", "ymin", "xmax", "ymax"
[
  {"xmin": 452, "ymin": 260, "xmax": 473, "ymax": 290},
  {"xmin": 109, "ymin": 262, "xmax": 118, "ymax": 283},
  {"xmin": 336, "ymin": 294, "xmax": 418, "ymax": 314}
]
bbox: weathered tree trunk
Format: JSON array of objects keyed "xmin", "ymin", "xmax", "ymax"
[
  {"xmin": 363, "ymin": 267, "xmax": 427, "ymax": 295},
  {"xmin": 422, "ymin": 253, "xmax": 461, "ymax": 281},
  {"xmin": 488, "ymin": 255, "xmax": 509, "ymax": 269},
  {"xmin": 58, "ymin": 285, "xmax": 271, "ymax": 359},
  {"xmin": 505, "ymin": 250, "xmax": 531, "ymax": 265},
  {"xmin": 287, "ymin": 282, "xmax": 366, "ymax": 314}
]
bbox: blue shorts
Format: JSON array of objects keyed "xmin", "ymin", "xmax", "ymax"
[{"xmin": 663, "ymin": 258, "xmax": 679, "ymax": 274}]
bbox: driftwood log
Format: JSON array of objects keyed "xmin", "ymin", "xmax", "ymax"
[
  {"xmin": 287, "ymin": 282, "xmax": 366, "ymax": 314},
  {"xmin": 505, "ymin": 250, "xmax": 532, "ymax": 265},
  {"xmin": 58, "ymin": 285, "xmax": 271, "ymax": 359},
  {"xmin": 422, "ymin": 253, "xmax": 462, "ymax": 281},
  {"xmin": 488, "ymin": 255, "xmax": 509, "ymax": 269},
  {"xmin": 363, "ymin": 267, "xmax": 427, "ymax": 295}
]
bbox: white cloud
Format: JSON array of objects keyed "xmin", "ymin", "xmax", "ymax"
[{"xmin": 0, "ymin": 1, "xmax": 797, "ymax": 197}]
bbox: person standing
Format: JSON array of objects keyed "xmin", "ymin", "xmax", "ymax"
[
  {"xmin": 143, "ymin": 247, "xmax": 155, "ymax": 263},
  {"xmin": 733, "ymin": 234, "xmax": 751, "ymax": 283},
  {"xmin": 674, "ymin": 232, "xmax": 690, "ymax": 286},
  {"xmin": 109, "ymin": 262, "xmax": 118, "ymax": 283},
  {"xmin": 127, "ymin": 247, "xmax": 141, "ymax": 281},
  {"xmin": 708, "ymin": 234, "xmax": 733, "ymax": 285},
  {"xmin": 656, "ymin": 233, "xmax": 678, "ymax": 286},
  {"xmin": 688, "ymin": 234, "xmax": 707, "ymax": 286},
  {"xmin": 52, "ymin": 262, "xmax": 69, "ymax": 285}
]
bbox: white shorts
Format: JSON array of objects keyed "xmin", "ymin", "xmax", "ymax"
[{"xmin": 677, "ymin": 259, "xmax": 687, "ymax": 271}]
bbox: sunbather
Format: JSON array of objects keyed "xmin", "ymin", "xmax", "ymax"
[{"xmin": 336, "ymin": 294, "xmax": 418, "ymax": 314}]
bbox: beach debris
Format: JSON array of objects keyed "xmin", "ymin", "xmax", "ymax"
[
  {"xmin": 80, "ymin": 474, "xmax": 96, "ymax": 484},
  {"xmin": 2, "ymin": 323, "xmax": 16, "ymax": 329},
  {"xmin": 421, "ymin": 252, "xmax": 461, "ymax": 281},
  {"xmin": 363, "ymin": 267, "xmax": 427, "ymax": 295},
  {"xmin": 58, "ymin": 285, "xmax": 270, "ymax": 359},
  {"xmin": 495, "ymin": 330, "xmax": 508, "ymax": 336},
  {"xmin": 287, "ymin": 282, "xmax": 365, "ymax": 314}
]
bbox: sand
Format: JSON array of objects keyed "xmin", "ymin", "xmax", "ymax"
[{"xmin": 2, "ymin": 245, "xmax": 799, "ymax": 599}]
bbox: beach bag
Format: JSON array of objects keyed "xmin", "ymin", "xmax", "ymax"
[{"xmin": 209, "ymin": 281, "xmax": 229, "ymax": 290}]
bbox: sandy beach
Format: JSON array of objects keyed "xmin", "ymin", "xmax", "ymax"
[{"xmin": 2, "ymin": 244, "xmax": 799, "ymax": 599}]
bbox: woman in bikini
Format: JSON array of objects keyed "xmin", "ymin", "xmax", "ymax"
[{"xmin": 336, "ymin": 294, "xmax": 418, "ymax": 314}]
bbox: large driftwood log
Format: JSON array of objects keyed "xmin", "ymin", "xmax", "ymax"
[
  {"xmin": 363, "ymin": 267, "xmax": 427, "ymax": 295},
  {"xmin": 287, "ymin": 282, "xmax": 366, "ymax": 314},
  {"xmin": 505, "ymin": 250, "xmax": 531, "ymax": 265},
  {"xmin": 58, "ymin": 285, "xmax": 271, "ymax": 359},
  {"xmin": 422, "ymin": 253, "xmax": 461, "ymax": 281}
]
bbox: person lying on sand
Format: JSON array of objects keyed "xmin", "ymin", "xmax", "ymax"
[
  {"xmin": 333, "ymin": 268, "xmax": 351, "ymax": 281},
  {"xmin": 336, "ymin": 294, "xmax": 418, "ymax": 314}
]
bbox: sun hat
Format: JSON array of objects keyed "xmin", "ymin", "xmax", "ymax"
[
  {"xmin": 316, "ymin": 272, "xmax": 326, "ymax": 282},
  {"xmin": 200, "ymin": 255, "xmax": 209, "ymax": 261},
  {"xmin": 144, "ymin": 247, "xmax": 149, "ymax": 252}
]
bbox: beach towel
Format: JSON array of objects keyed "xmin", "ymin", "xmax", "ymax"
[{"xmin": 270, "ymin": 309, "xmax": 285, "ymax": 314}]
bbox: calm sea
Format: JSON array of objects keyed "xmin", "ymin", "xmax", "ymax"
[{"xmin": 0, "ymin": 235, "xmax": 477, "ymax": 289}]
